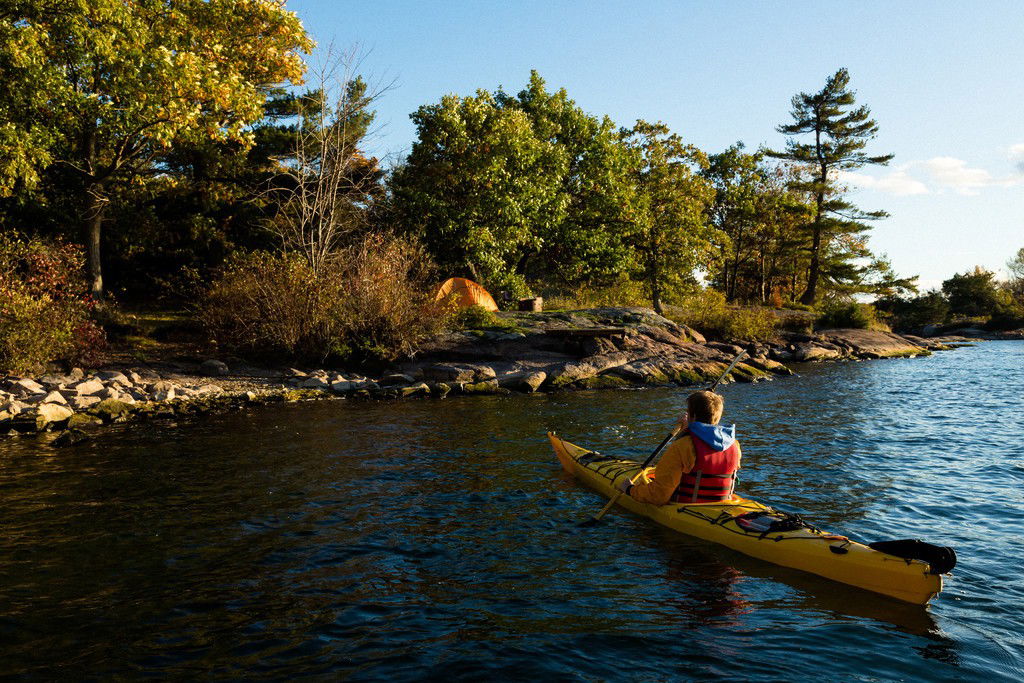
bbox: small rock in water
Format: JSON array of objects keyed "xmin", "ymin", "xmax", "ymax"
[
  {"xmin": 53, "ymin": 429, "xmax": 90, "ymax": 448},
  {"xmin": 35, "ymin": 403, "xmax": 74, "ymax": 430}
]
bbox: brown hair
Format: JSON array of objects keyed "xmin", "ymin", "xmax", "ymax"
[{"xmin": 687, "ymin": 390, "xmax": 724, "ymax": 424}]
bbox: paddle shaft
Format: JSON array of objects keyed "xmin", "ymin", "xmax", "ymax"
[
  {"xmin": 588, "ymin": 426, "xmax": 681, "ymax": 523},
  {"xmin": 585, "ymin": 349, "xmax": 749, "ymax": 524}
]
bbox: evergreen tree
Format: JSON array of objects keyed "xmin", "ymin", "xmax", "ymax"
[{"xmin": 768, "ymin": 68, "xmax": 893, "ymax": 305}]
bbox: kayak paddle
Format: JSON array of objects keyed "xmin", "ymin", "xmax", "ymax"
[{"xmin": 578, "ymin": 349, "xmax": 749, "ymax": 527}]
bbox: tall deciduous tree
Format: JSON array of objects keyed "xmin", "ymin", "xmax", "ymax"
[
  {"xmin": 625, "ymin": 120, "xmax": 716, "ymax": 313},
  {"xmin": 0, "ymin": 0, "xmax": 312, "ymax": 297},
  {"xmin": 388, "ymin": 88, "xmax": 566, "ymax": 297},
  {"xmin": 769, "ymin": 68, "xmax": 893, "ymax": 305}
]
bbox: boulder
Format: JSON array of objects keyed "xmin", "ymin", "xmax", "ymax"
[
  {"xmin": 431, "ymin": 382, "xmax": 452, "ymax": 398},
  {"xmin": 399, "ymin": 382, "xmax": 431, "ymax": 398},
  {"xmin": 462, "ymin": 379, "xmax": 507, "ymax": 395},
  {"xmin": 498, "ymin": 371, "xmax": 547, "ymax": 393},
  {"xmin": 68, "ymin": 413, "xmax": 103, "ymax": 429},
  {"xmin": 794, "ymin": 344, "xmax": 841, "ymax": 361},
  {"xmin": 420, "ymin": 363, "xmax": 495, "ymax": 383},
  {"xmin": 200, "ymin": 359, "xmax": 230, "ymax": 376},
  {"xmin": 283, "ymin": 368, "xmax": 307, "ymax": 378},
  {"xmin": 380, "ymin": 373, "xmax": 416, "ymax": 386},
  {"xmin": 745, "ymin": 357, "xmax": 794, "ymax": 376},
  {"xmin": 68, "ymin": 367, "xmax": 85, "ymax": 381},
  {"xmin": 90, "ymin": 398, "xmax": 135, "ymax": 423},
  {"xmin": 95, "ymin": 371, "xmax": 131, "ymax": 385},
  {"xmin": 607, "ymin": 360, "xmax": 670, "ymax": 385},
  {"xmin": 69, "ymin": 378, "xmax": 105, "ymax": 396},
  {"xmin": 39, "ymin": 374, "xmax": 69, "ymax": 387},
  {"xmin": 330, "ymin": 380, "xmax": 353, "ymax": 394},
  {"xmin": 35, "ymin": 403, "xmax": 74, "ymax": 430},
  {"xmin": 5, "ymin": 378, "xmax": 45, "ymax": 397},
  {"xmin": 69, "ymin": 395, "xmax": 102, "ymax": 410},
  {"xmin": 148, "ymin": 380, "xmax": 177, "ymax": 401},
  {"xmin": 40, "ymin": 390, "xmax": 68, "ymax": 405},
  {"xmin": 0, "ymin": 399, "xmax": 28, "ymax": 416},
  {"xmin": 298, "ymin": 376, "xmax": 330, "ymax": 390}
]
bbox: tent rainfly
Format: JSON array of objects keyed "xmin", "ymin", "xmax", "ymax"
[{"xmin": 434, "ymin": 277, "xmax": 498, "ymax": 312}]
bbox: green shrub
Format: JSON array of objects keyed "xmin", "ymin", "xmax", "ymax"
[
  {"xmin": 0, "ymin": 235, "xmax": 105, "ymax": 374},
  {"xmin": 543, "ymin": 275, "xmax": 648, "ymax": 310},
  {"xmin": 875, "ymin": 291, "xmax": 950, "ymax": 332},
  {"xmin": 450, "ymin": 305, "xmax": 519, "ymax": 332},
  {"xmin": 985, "ymin": 300, "xmax": 1024, "ymax": 331},
  {"xmin": 201, "ymin": 234, "xmax": 448, "ymax": 364},
  {"xmin": 816, "ymin": 301, "xmax": 886, "ymax": 330},
  {"xmin": 669, "ymin": 288, "xmax": 778, "ymax": 341}
]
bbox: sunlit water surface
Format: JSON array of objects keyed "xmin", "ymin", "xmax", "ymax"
[{"xmin": 1, "ymin": 342, "xmax": 1023, "ymax": 680}]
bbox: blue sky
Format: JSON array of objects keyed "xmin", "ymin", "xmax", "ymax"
[{"xmin": 287, "ymin": 0, "xmax": 1024, "ymax": 289}]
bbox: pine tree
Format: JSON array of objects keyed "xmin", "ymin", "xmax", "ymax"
[{"xmin": 768, "ymin": 68, "xmax": 893, "ymax": 305}]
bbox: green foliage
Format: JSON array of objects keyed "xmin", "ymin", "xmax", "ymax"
[
  {"xmin": 669, "ymin": 288, "xmax": 779, "ymax": 341},
  {"xmin": 768, "ymin": 68, "xmax": 893, "ymax": 305},
  {"xmin": 0, "ymin": 0, "xmax": 313, "ymax": 295},
  {"xmin": 942, "ymin": 268, "xmax": 1008, "ymax": 317},
  {"xmin": 0, "ymin": 235, "xmax": 105, "ymax": 373},
  {"xmin": 875, "ymin": 290, "xmax": 950, "ymax": 331},
  {"xmin": 703, "ymin": 144, "xmax": 812, "ymax": 304},
  {"xmin": 200, "ymin": 235, "xmax": 446, "ymax": 364},
  {"xmin": 816, "ymin": 301, "xmax": 882, "ymax": 330},
  {"xmin": 1006, "ymin": 247, "xmax": 1024, "ymax": 302},
  {"xmin": 624, "ymin": 120, "xmax": 717, "ymax": 313},
  {"xmin": 542, "ymin": 275, "xmax": 648, "ymax": 310},
  {"xmin": 450, "ymin": 305, "xmax": 519, "ymax": 332},
  {"xmin": 985, "ymin": 300, "xmax": 1024, "ymax": 331}
]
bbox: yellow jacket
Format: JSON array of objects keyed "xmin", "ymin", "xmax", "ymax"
[{"xmin": 629, "ymin": 434, "xmax": 743, "ymax": 506}]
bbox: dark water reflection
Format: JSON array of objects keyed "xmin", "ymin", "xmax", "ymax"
[{"xmin": 1, "ymin": 342, "xmax": 1023, "ymax": 679}]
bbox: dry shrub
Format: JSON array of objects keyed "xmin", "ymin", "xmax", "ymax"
[
  {"xmin": 0, "ymin": 235, "xmax": 105, "ymax": 374},
  {"xmin": 334, "ymin": 233, "xmax": 450, "ymax": 361},
  {"xmin": 201, "ymin": 234, "xmax": 448, "ymax": 364},
  {"xmin": 670, "ymin": 288, "xmax": 779, "ymax": 342},
  {"xmin": 543, "ymin": 276, "xmax": 648, "ymax": 310}
]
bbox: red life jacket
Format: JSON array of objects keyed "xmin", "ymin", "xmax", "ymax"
[{"xmin": 671, "ymin": 432, "xmax": 740, "ymax": 504}]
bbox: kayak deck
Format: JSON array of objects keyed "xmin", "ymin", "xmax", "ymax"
[{"xmin": 550, "ymin": 432, "xmax": 944, "ymax": 605}]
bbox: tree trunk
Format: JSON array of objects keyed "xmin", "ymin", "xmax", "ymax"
[
  {"xmin": 800, "ymin": 220, "xmax": 821, "ymax": 305},
  {"xmin": 84, "ymin": 183, "xmax": 106, "ymax": 300}
]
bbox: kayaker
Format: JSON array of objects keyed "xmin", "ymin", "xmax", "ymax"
[{"xmin": 616, "ymin": 390, "xmax": 741, "ymax": 505}]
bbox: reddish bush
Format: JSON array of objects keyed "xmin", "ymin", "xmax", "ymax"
[{"xmin": 0, "ymin": 235, "xmax": 106, "ymax": 374}]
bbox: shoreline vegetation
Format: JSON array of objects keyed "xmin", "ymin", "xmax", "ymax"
[
  {"xmin": 3, "ymin": 305, "xmax": 1013, "ymax": 448},
  {"xmin": 4, "ymin": 6, "xmax": 1024, "ymax": 453}
]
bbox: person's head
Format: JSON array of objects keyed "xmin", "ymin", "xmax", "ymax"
[{"xmin": 686, "ymin": 390, "xmax": 724, "ymax": 425}]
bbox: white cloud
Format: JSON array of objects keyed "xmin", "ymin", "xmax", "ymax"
[
  {"xmin": 837, "ymin": 168, "xmax": 929, "ymax": 196},
  {"xmin": 919, "ymin": 156, "xmax": 998, "ymax": 195},
  {"xmin": 831, "ymin": 153, "xmax": 1024, "ymax": 197}
]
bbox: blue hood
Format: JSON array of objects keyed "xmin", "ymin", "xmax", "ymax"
[{"xmin": 688, "ymin": 421, "xmax": 736, "ymax": 451}]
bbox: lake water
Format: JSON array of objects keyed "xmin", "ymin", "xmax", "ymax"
[{"xmin": 1, "ymin": 341, "xmax": 1022, "ymax": 680}]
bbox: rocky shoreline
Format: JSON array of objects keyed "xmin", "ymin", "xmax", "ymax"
[{"xmin": 0, "ymin": 307, "xmax": 1000, "ymax": 448}]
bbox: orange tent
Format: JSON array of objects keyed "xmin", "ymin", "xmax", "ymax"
[{"xmin": 435, "ymin": 277, "xmax": 499, "ymax": 312}]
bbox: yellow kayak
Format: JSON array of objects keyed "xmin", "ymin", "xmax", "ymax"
[{"xmin": 549, "ymin": 432, "xmax": 954, "ymax": 605}]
